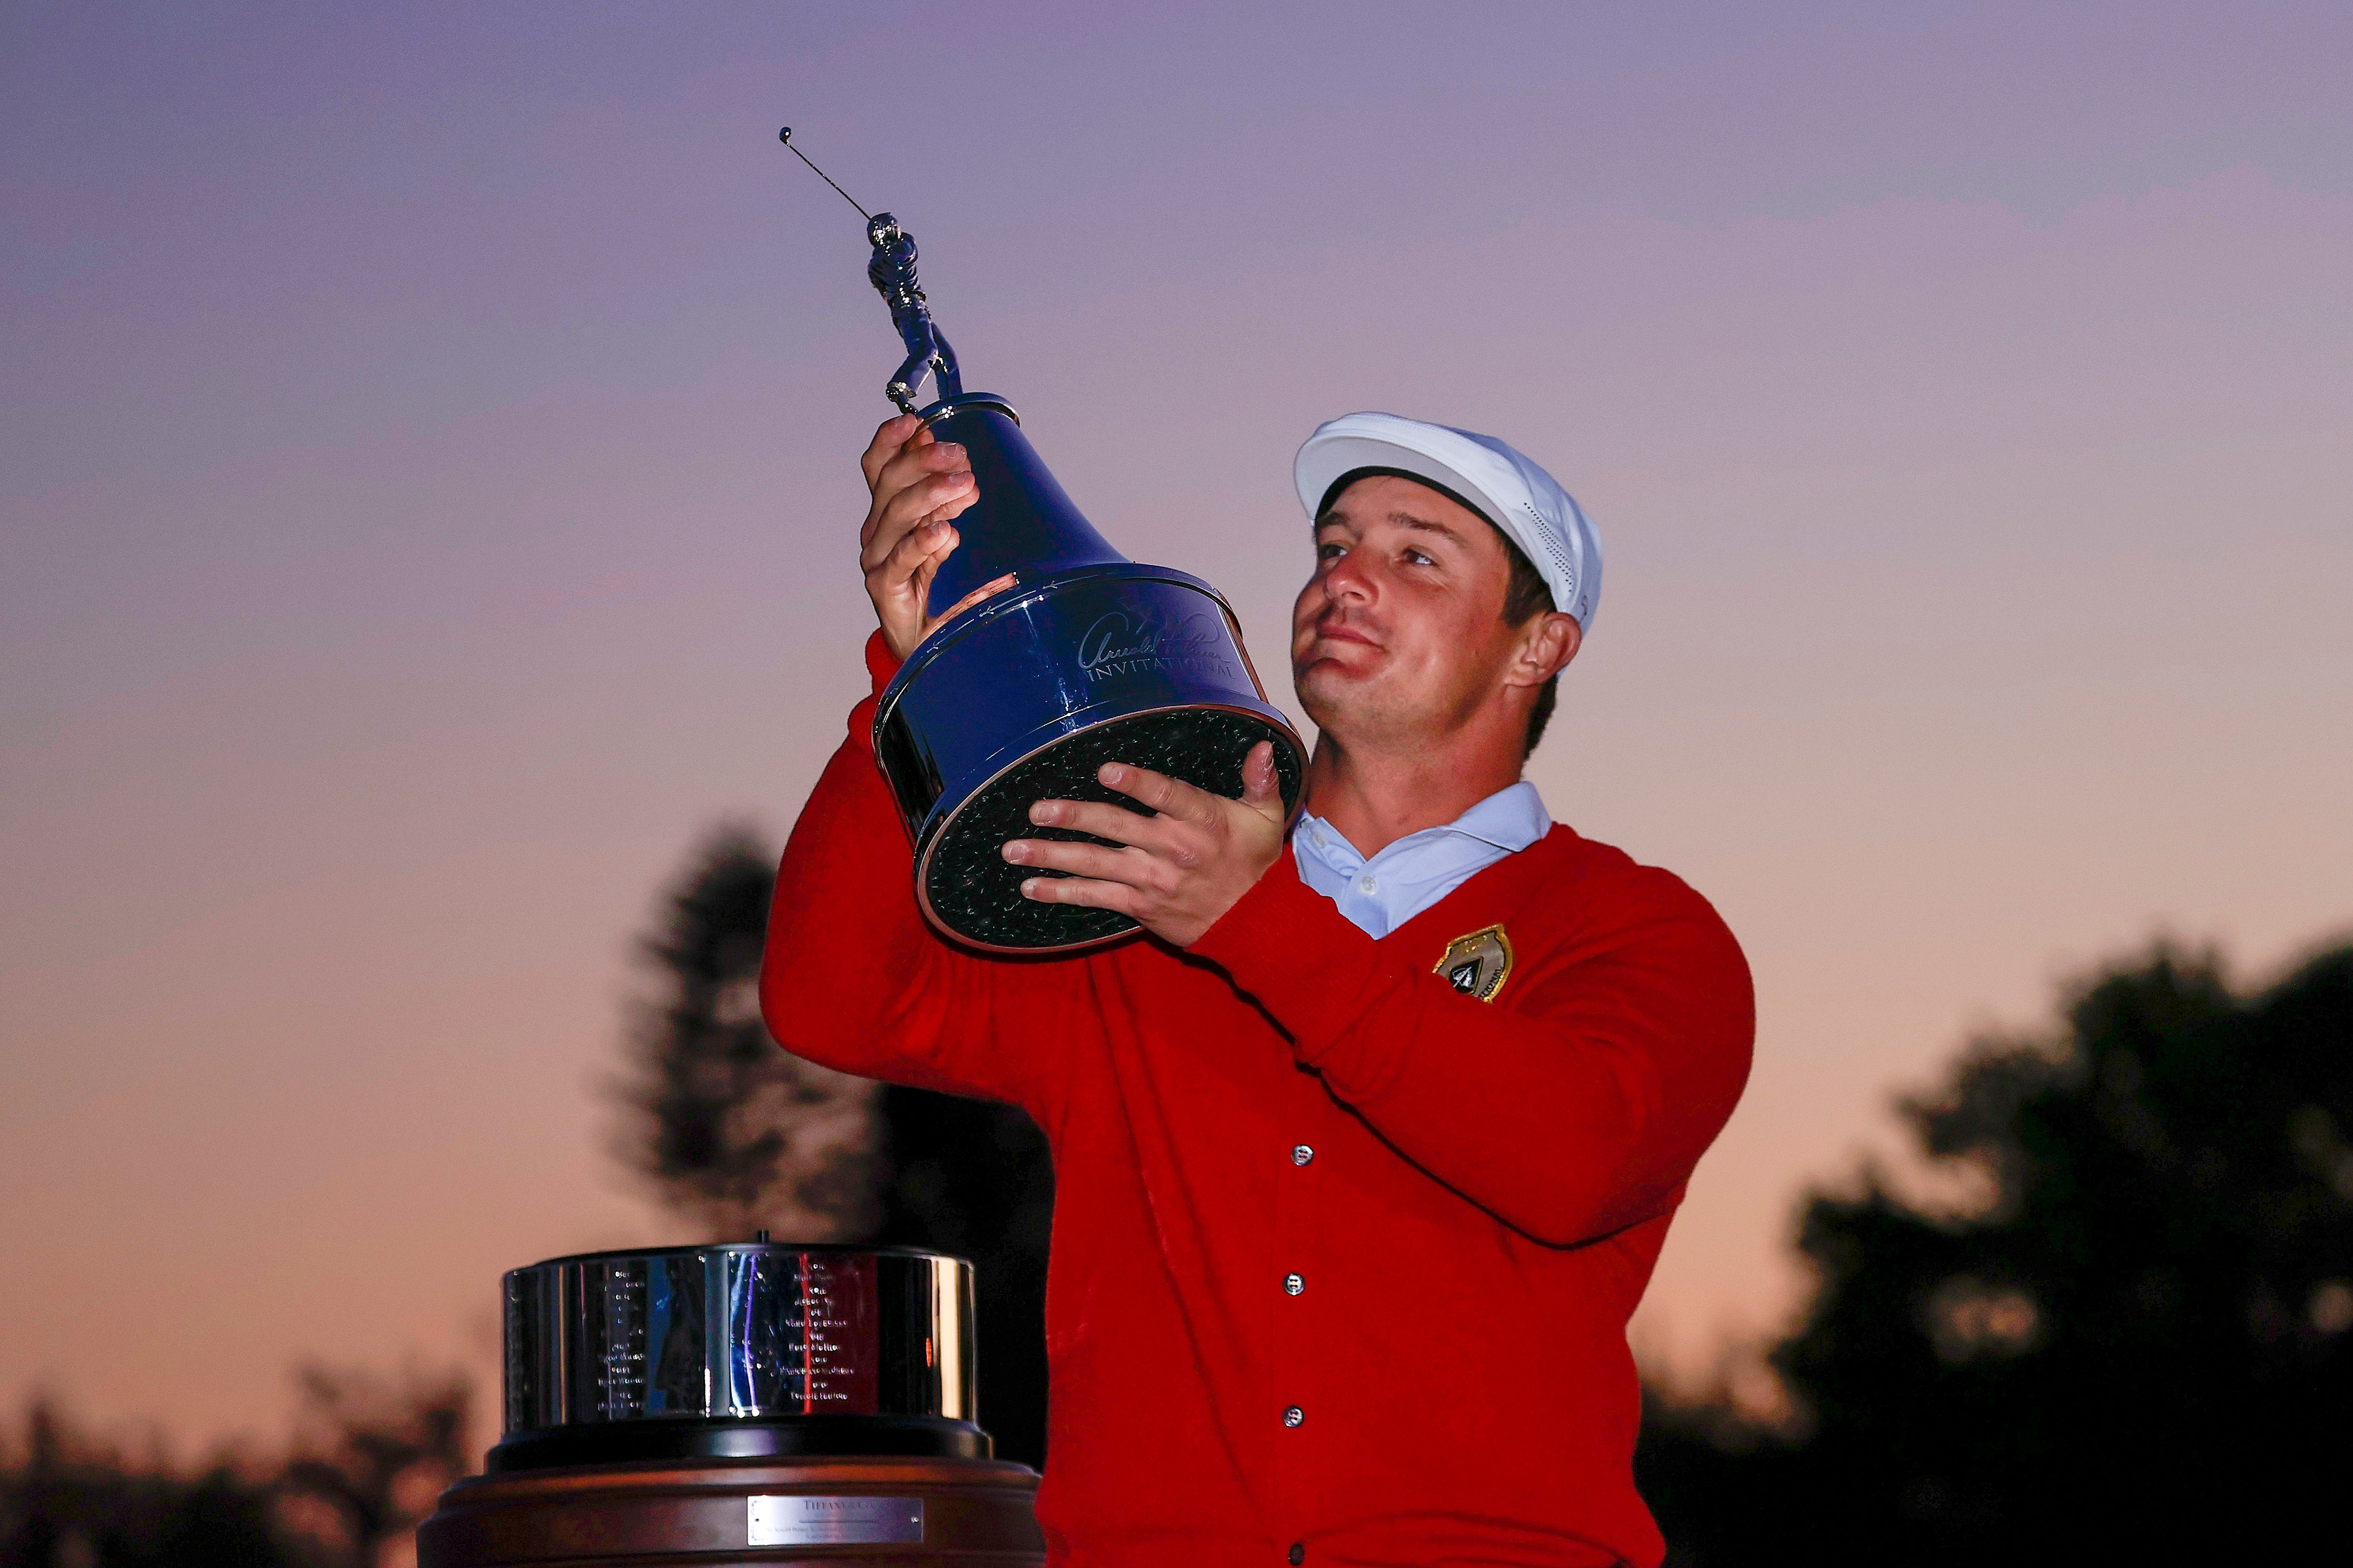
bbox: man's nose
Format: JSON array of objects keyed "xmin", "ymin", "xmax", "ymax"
[{"xmin": 1321, "ymin": 549, "xmax": 1378, "ymax": 605}]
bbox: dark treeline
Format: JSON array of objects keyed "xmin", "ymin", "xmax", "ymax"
[
  {"xmin": 622, "ymin": 827, "xmax": 2353, "ymax": 1557},
  {"xmin": 1639, "ymin": 939, "xmax": 2353, "ymax": 1562},
  {"xmin": 1, "ymin": 1367, "xmax": 469, "ymax": 1568}
]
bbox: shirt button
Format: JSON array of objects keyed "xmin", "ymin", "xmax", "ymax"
[
  {"xmin": 1288, "ymin": 1547, "xmax": 1306, "ymax": 1565},
  {"xmin": 1356, "ymin": 874, "xmax": 1377, "ymax": 894},
  {"xmin": 1291, "ymin": 1144, "xmax": 1314, "ymax": 1166},
  {"xmin": 1284, "ymin": 1273, "xmax": 1304, "ymax": 1296},
  {"xmin": 1282, "ymin": 1406, "xmax": 1304, "ymax": 1428}
]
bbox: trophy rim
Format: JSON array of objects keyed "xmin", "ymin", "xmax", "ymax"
[
  {"xmin": 505, "ymin": 1242, "xmax": 972, "ymax": 1277},
  {"xmin": 916, "ymin": 390, "xmax": 1019, "ymax": 429}
]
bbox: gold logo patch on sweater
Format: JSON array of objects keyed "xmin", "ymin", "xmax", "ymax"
[{"xmin": 1434, "ymin": 924, "xmax": 1514, "ymax": 1002}]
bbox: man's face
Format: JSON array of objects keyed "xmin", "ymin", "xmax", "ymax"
[{"xmin": 1290, "ymin": 474, "xmax": 1527, "ymax": 749}]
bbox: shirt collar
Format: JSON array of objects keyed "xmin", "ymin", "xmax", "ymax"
[
  {"xmin": 1294, "ymin": 779, "xmax": 1550, "ymax": 869},
  {"xmin": 1439, "ymin": 779, "xmax": 1551, "ymax": 854}
]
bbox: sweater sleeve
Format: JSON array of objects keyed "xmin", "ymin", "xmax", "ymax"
[
  {"xmin": 1189, "ymin": 851, "xmax": 1754, "ymax": 1247},
  {"xmin": 758, "ymin": 633, "xmax": 1090, "ymax": 1125}
]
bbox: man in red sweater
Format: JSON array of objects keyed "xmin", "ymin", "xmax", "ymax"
[{"xmin": 761, "ymin": 410, "xmax": 1753, "ymax": 1567}]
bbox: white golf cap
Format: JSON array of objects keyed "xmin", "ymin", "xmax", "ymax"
[{"xmin": 1294, "ymin": 412, "xmax": 1603, "ymax": 630}]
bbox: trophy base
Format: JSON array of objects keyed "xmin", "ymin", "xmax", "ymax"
[
  {"xmin": 417, "ymin": 1454, "xmax": 1043, "ymax": 1566},
  {"xmin": 918, "ymin": 705, "xmax": 1305, "ymax": 953}
]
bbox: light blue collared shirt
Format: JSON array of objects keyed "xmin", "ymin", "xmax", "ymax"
[{"xmin": 1290, "ymin": 781, "xmax": 1552, "ymax": 939}]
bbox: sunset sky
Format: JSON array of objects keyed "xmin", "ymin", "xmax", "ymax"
[{"xmin": 5, "ymin": 1, "xmax": 2349, "ymax": 1458}]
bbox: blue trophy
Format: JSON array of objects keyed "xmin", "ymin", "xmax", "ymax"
[{"xmin": 783, "ymin": 130, "xmax": 1305, "ymax": 952}]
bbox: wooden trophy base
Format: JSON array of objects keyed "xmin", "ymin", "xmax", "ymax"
[{"xmin": 416, "ymin": 1454, "xmax": 1045, "ymax": 1566}]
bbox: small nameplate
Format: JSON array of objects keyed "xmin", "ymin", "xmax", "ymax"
[{"xmin": 747, "ymin": 1495, "xmax": 924, "ymax": 1546}]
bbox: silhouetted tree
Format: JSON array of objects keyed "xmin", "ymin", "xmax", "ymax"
[
  {"xmin": 609, "ymin": 826, "xmax": 880, "ymax": 1241},
  {"xmin": 611, "ymin": 826, "xmax": 1055, "ymax": 1465},
  {"xmin": 0, "ymin": 1397, "xmax": 305, "ymax": 1567},
  {"xmin": 153, "ymin": 1466, "xmax": 292, "ymax": 1567},
  {"xmin": 278, "ymin": 1364, "xmax": 470, "ymax": 1568},
  {"xmin": 1639, "ymin": 939, "xmax": 2353, "ymax": 1563}
]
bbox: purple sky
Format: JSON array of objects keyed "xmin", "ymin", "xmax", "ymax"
[{"xmin": 6, "ymin": 1, "xmax": 2350, "ymax": 1455}]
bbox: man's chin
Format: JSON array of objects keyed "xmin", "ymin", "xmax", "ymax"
[
  {"xmin": 1292, "ymin": 658, "xmax": 1370, "ymax": 698},
  {"xmin": 1293, "ymin": 660, "xmax": 1389, "ymax": 729},
  {"xmin": 1294, "ymin": 644, "xmax": 1384, "ymax": 680}
]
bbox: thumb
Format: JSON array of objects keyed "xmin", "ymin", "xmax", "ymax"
[
  {"xmin": 933, "ymin": 571, "xmax": 1019, "ymax": 626},
  {"xmin": 1240, "ymin": 741, "xmax": 1281, "ymax": 817}
]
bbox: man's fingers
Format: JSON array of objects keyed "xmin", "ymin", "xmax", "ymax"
[
  {"xmin": 860, "ymin": 414, "xmax": 924, "ymax": 489},
  {"xmin": 875, "ymin": 436, "xmax": 968, "ymax": 503},
  {"xmin": 860, "ymin": 437, "xmax": 972, "ymax": 552},
  {"xmin": 865, "ymin": 524, "xmax": 942, "ymax": 601},
  {"xmin": 859, "ymin": 420, "xmax": 981, "ymax": 663},
  {"xmin": 1097, "ymin": 762, "xmax": 1219, "ymax": 824},
  {"xmin": 878, "ymin": 462, "xmax": 976, "ymax": 530},
  {"xmin": 1023, "ymin": 798, "xmax": 1168, "ymax": 849},
  {"xmin": 863, "ymin": 473, "xmax": 978, "ymax": 572},
  {"xmin": 1016, "ymin": 873, "xmax": 1140, "ymax": 914},
  {"xmin": 1240, "ymin": 742, "xmax": 1281, "ymax": 816},
  {"xmin": 1001, "ymin": 838, "xmax": 1157, "ymax": 883}
]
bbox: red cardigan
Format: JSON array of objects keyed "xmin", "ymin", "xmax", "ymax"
[{"xmin": 761, "ymin": 635, "xmax": 1755, "ymax": 1568}]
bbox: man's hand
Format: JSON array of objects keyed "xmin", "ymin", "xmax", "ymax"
[
  {"xmin": 859, "ymin": 413, "xmax": 1014, "ymax": 660},
  {"xmin": 1001, "ymin": 742, "xmax": 1288, "ymax": 947}
]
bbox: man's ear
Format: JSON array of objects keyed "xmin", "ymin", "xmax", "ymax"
[{"xmin": 1505, "ymin": 611, "xmax": 1581, "ymax": 688}]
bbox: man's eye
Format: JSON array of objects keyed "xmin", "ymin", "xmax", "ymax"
[
  {"xmin": 1316, "ymin": 541, "xmax": 1346, "ymax": 560},
  {"xmin": 1403, "ymin": 548, "xmax": 1434, "ymax": 566}
]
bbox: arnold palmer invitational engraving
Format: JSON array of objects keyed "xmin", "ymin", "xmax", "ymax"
[{"xmin": 1075, "ymin": 607, "xmax": 1236, "ymax": 682}]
